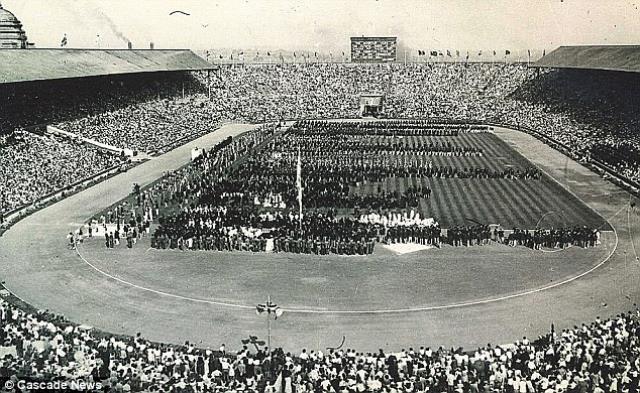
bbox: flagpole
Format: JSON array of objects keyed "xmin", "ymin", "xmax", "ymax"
[
  {"xmin": 256, "ymin": 297, "xmax": 282, "ymax": 356},
  {"xmin": 267, "ymin": 294, "xmax": 272, "ymax": 353},
  {"xmin": 297, "ymin": 146, "xmax": 303, "ymax": 231}
]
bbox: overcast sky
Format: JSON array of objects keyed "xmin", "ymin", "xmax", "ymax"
[{"xmin": 4, "ymin": 0, "xmax": 640, "ymax": 52}]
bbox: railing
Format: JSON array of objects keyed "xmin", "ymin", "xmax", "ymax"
[{"xmin": 46, "ymin": 125, "xmax": 135, "ymax": 157}]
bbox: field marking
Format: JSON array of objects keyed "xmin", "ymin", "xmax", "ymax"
[
  {"xmin": 75, "ymin": 223, "xmax": 619, "ymax": 315},
  {"xmin": 539, "ymin": 245, "xmax": 573, "ymax": 254},
  {"xmin": 628, "ymin": 195, "xmax": 639, "ymax": 264},
  {"xmin": 606, "ymin": 204, "xmax": 628, "ymax": 225},
  {"xmin": 74, "ymin": 245, "xmax": 256, "ymax": 311},
  {"xmin": 493, "ymin": 127, "xmax": 611, "ymax": 230}
]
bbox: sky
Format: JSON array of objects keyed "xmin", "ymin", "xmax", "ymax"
[{"xmin": 4, "ymin": 0, "xmax": 640, "ymax": 53}]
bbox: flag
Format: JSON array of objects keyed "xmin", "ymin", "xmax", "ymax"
[
  {"xmin": 60, "ymin": 34, "xmax": 68, "ymax": 47},
  {"xmin": 430, "ymin": 50, "xmax": 438, "ymax": 56},
  {"xmin": 493, "ymin": 50, "xmax": 496, "ymax": 56},
  {"xmin": 446, "ymin": 50, "xmax": 451, "ymax": 57},
  {"xmin": 505, "ymin": 49, "xmax": 511, "ymax": 55},
  {"xmin": 256, "ymin": 301, "xmax": 284, "ymax": 319},
  {"xmin": 219, "ymin": 54, "xmax": 223, "ymax": 59},
  {"xmin": 273, "ymin": 372, "xmax": 283, "ymax": 393},
  {"xmin": 267, "ymin": 52, "xmax": 271, "ymax": 56},
  {"xmin": 456, "ymin": 50, "xmax": 460, "ymax": 57},
  {"xmin": 293, "ymin": 52, "xmax": 296, "ymax": 57},
  {"xmin": 296, "ymin": 148, "xmax": 303, "ymax": 221}
]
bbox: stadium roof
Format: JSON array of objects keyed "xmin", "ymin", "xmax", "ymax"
[
  {"xmin": 350, "ymin": 36, "xmax": 397, "ymax": 42},
  {"xmin": 533, "ymin": 45, "xmax": 640, "ymax": 73},
  {"xmin": 0, "ymin": 48, "xmax": 214, "ymax": 84}
]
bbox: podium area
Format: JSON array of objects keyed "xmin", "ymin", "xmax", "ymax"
[{"xmin": 360, "ymin": 93, "xmax": 385, "ymax": 117}]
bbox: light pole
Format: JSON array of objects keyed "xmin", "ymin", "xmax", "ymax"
[{"xmin": 256, "ymin": 295, "xmax": 283, "ymax": 353}]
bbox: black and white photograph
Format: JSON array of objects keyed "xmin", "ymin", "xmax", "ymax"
[{"xmin": 0, "ymin": 0, "xmax": 639, "ymax": 392}]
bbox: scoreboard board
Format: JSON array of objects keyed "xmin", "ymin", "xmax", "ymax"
[{"xmin": 350, "ymin": 37, "xmax": 397, "ymax": 63}]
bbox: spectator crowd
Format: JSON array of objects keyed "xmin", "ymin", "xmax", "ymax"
[
  {"xmin": 0, "ymin": 129, "xmax": 127, "ymax": 215},
  {"xmin": 1, "ymin": 296, "xmax": 639, "ymax": 393}
]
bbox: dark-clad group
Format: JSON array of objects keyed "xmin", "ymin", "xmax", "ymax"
[{"xmin": 504, "ymin": 227, "xmax": 600, "ymax": 249}]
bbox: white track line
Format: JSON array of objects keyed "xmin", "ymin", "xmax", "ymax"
[
  {"xmin": 628, "ymin": 195, "xmax": 639, "ymax": 263},
  {"xmin": 539, "ymin": 245, "xmax": 573, "ymax": 254},
  {"xmin": 75, "ymin": 245, "xmax": 255, "ymax": 311},
  {"xmin": 75, "ymin": 221, "xmax": 619, "ymax": 315}
]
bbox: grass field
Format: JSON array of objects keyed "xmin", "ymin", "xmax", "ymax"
[{"xmin": 277, "ymin": 127, "xmax": 609, "ymax": 229}]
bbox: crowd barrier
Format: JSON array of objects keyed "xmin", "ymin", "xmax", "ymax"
[{"xmin": 46, "ymin": 125, "xmax": 135, "ymax": 157}]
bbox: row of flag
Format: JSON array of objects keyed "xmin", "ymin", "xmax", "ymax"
[
  {"xmin": 212, "ymin": 50, "xmax": 547, "ymax": 62},
  {"xmin": 207, "ymin": 51, "xmax": 349, "ymax": 61},
  {"xmin": 416, "ymin": 49, "xmax": 544, "ymax": 57},
  {"xmin": 58, "ymin": 33, "xmax": 548, "ymax": 61},
  {"xmin": 296, "ymin": 147, "xmax": 303, "ymax": 223}
]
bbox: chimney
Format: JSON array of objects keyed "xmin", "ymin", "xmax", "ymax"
[
  {"xmin": 127, "ymin": 41, "xmax": 133, "ymax": 50},
  {"xmin": 150, "ymin": 42, "xmax": 154, "ymax": 50}
]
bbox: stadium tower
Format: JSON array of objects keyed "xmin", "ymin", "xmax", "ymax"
[{"xmin": 0, "ymin": 1, "xmax": 31, "ymax": 49}]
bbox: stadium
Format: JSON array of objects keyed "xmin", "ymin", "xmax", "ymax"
[{"xmin": 1, "ymin": 1, "xmax": 640, "ymax": 392}]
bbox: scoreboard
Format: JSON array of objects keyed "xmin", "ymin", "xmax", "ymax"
[{"xmin": 350, "ymin": 37, "xmax": 397, "ymax": 63}]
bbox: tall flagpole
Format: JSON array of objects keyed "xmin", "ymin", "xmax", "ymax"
[
  {"xmin": 256, "ymin": 296, "xmax": 283, "ymax": 354},
  {"xmin": 266, "ymin": 294, "xmax": 272, "ymax": 352},
  {"xmin": 296, "ymin": 146, "xmax": 303, "ymax": 230}
]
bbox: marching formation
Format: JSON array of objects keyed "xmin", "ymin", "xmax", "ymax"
[{"xmin": 59, "ymin": 119, "xmax": 596, "ymax": 256}]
